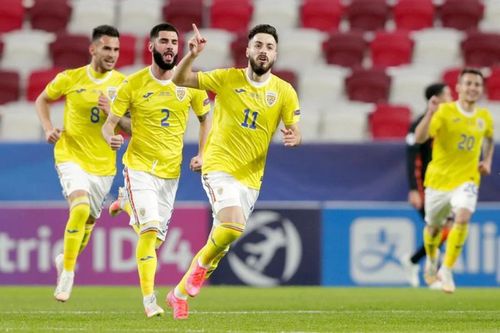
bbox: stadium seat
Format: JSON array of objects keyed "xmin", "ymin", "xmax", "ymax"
[
  {"xmin": 0, "ymin": 70, "xmax": 20, "ymax": 105},
  {"xmin": 461, "ymin": 31, "xmax": 500, "ymax": 67},
  {"xmin": 369, "ymin": 104, "xmax": 411, "ymax": 140},
  {"xmin": 26, "ymin": 68, "xmax": 62, "ymax": 101},
  {"xmin": 162, "ymin": 0, "xmax": 204, "ymax": 33},
  {"xmin": 142, "ymin": 35, "xmax": 185, "ymax": 65},
  {"xmin": 230, "ymin": 32, "xmax": 249, "ymax": 67},
  {"xmin": 68, "ymin": 0, "xmax": 116, "ymax": 35},
  {"xmin": 251, "ymin": 0, "xmax": 300, "ymax": 31},
  {"xmin": 115, "ymin": 34, "xmax": 136, "ymax": 68},
  {"xmin": 300, "ymin": 0, "xmax": 344, "ymax": 32},
  {"xmin": 320, "ymin": 100, "xmax": 372, "ymax": 142},
  {"xmin": 481, "ymin": 101, "xmax": 500, "ymax": 142},
  {"xmin": 29, "ymin": 0, "xmax": 72, "ymax": 33},
  {"xmin": 486, "ymin": 67, "xmax": 500, "ymax": 101},
  {"xmin": 370, "ymin": 31, "xmax": 414, "ymax": 68},
  {"xmin": 393, "ymin": 0, "xmax": 435, "ymax": 31},
  {"xmin": 440, "ymin": 0, "xmax": 484, "ymax": 31},
  {"xmin": 0, "ymin": 101, "xmax": 42, "ymax": 141},
  {"xmin": 0, "ymin": 0, "xmax": 24, "ymax": 33},
  {"xmin": 50, "ymin": 34, "xmax": 91, "ymax": 69},
  {"xmin": 275, "ymin": 29, "xmax": 327, "ymax": 70},
  {"xmin": 298, "ymin": 65, "xmax": 347, "ymax": 108},
  {"xmin": 346, "ymin": 0, "xmax": 389, "ymax": 31},
  {"xmin": 183, "ymin": 29, "xmax": 233, "ymax": 70},
  {"xmin": 480, "ymin": 0, "xmax": 500, "ymax": 30},
  {"xmin": 1, "ymin": 30, "xmax": 54, "ymax": 73},
  {"xmin": 322, "ymin": 31, "xmax": 366, "ymax": 68},
  {"xmin": 273, "ymin": 69, "xmax": 298, "ymax": 90},
  {"xmin": 441, "ymin": 67, "xmax": 461, "ymax": 100},
  {"xmin": 389, "ymin": 65, "xmax": 439, "ymax": 113},
  {"xmin": 118, "ymin": 0, "xmax": 162, "ymax": 37},
  {"xmin": 412, "ymin": 28, "xmax": 463, "ymax": 70},
  {"xmin": 209, "ymin": 0, "xmax": 253, "ymax": 33},
  {"xmin": 345, "ymin": 68, "xmax": 391, "ymax": 103}
]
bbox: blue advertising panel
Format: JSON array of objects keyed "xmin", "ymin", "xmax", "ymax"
[
  {"xmin": 322, "ymin": 203, "xmax": 500, "ymax": 286},
  {"xmin": 210, "ymin": 206, "xmax": 321, "ymax": 286}
]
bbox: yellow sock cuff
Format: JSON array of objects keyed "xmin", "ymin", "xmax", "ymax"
[
  {"xmin": 211, "ymin": 222, "xmax": 244, "ymax": 248},
  {"xmin": 423, "ymin": 227, "xmax": 441, "ymax": 259}
]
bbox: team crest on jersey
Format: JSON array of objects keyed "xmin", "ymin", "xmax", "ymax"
[
  {"xmin": 266, "ymin": 91, "xmax": 277, "ymax": 106},
  {"xmin": 176, "ymin": 87, "xmax": 186, "ymax": 101},
  {"xmin": 107, "ymin": 87, "xmax": 118, "ymax": 102},
  {"xmin": 477, "ymin": 118, "xmax": 485, "ymax": 130}
]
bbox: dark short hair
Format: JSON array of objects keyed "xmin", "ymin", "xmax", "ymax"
[
  {"xmin": 92, "ymin": 25, "xmax": 120, "ymax": 42},
  {"xmin": 459, "ymin": 67, "xmax": 484, "ymax": 83},
  {"xmin": 150, "ymin": 22, "xmax": 179, "ymax": 40},
  {"xmin": 425, "ymin": 83, "xmax": 447, "ymax": 101},
  {"xmin": 248, "ymin": 24, "xmax": 278, "ymax": 43}
]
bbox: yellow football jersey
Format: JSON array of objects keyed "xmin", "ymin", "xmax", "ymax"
[
  {"xmin": 45, "ymin": 65, "xmax": 125, "ymax": 176},
  {"xmin": 425, "ymin": 102, "xmax": 494, "ymax": 190},
  {"xmin": 112, "ymin": 66, "xmax": 210, "ymax": 179},
  {"xmin": 198, "ymin": 68, "xmax": 300, "ymax": 190}
]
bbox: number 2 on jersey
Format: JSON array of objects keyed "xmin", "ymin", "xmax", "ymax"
[
  {"xmin": 161, "ymin": 108, "xmax": 170, "ymax": 127},
  {"xmin": 241, "ymin": 109, "xmax": 258, "ymax": 129}
]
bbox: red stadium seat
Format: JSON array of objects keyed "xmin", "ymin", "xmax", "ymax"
[
  {"xmin": 440, "ymin": 0, "xmax": 484, "ymax": 31},
  {"xmin": 0, "ymin": 0, "xmax": 24, "ymax": 33},
  {"xmin": 369, "ymin": 104, "xmax": 411, "ymax": 140},
  {"xmin": 393, "ymin": 0, "xmax": 435, "ymax": 31},
  {"xmin": 162, "ymin": 0, "xmax": 203, "ymax": 33},
  {"xmin": 0, "ymin": 70, "xmax": 21, "ymax": 105},
  {"xmin": 442, "ymin": 67, "xmax": 461, "ymax": 100},
  {"xmin": 322, "ymin": 31, "xmax": 366, "ymax": 68},
  {"xmin": 487, "ymin": 67, "xmax": 500, "ymax": 101},
  {"xmin": 273, "ymin": 69, "xmax": 298, "ymax": 90},
  {"xmin": 210, "ymin": 0, "xmax": 252, "ymax": 33},
  {"xmin": 345, "ymin": 68, "xmax": 391, "ymax": 103},
  {"xmin": 230, "ymin": 32, "xmax": 248, "ymax": 67},
  {"xmin": 142, "ymin": 35, "xmax": 185, "ymax": 65},
  {"xmin": 50, "ymin": 34, "xmax": 90, "ymax": 69},
  {"xmin": 346, "ymin": 0, "xmax": 389, "ymax": 31},
  {"xmin": 300, "ymin": 0, "xmax": 343, "ymax": 32},
  {"xmin": 370, "ymin": 31, "xmax": 414, "ymax": 68},
  {"xmin": 26, "ymin": 68, "xmax": 62, "ymax": 101},
  {"xmin": 115, "ymin": 34, "xmax": 136, "ymax": 68},
  {"xmin": 29, "ymin": 0, "xmax": 71, "ymax": 33},
  {"xmin": 461, "ymin": 31, "xmax": 500, "ymax": 67}
]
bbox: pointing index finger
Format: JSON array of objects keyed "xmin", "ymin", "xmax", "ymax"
[{"xmin": 192, "ymin": 23, "xmax": 201, "ymax": 38}]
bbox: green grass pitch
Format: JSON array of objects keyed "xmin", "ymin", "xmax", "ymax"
[{"xmin": 1, "ymin": 286, "xmax": 499, "ymax": 332}]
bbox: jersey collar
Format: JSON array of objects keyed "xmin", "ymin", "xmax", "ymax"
[
  {"xmin": 86, "ymin": 65, "xmax": 113, "ymax": 84},
  {"xmin": 244, "ymin": 69, "xmax": 272, "ymax": 88},
  {"xmin": 149, "ymin": 66, "xmax": 172, "ymax": 86},
  {"xmin": 455, "ymin": 101, "xmax": 477, "ymax": 117}
]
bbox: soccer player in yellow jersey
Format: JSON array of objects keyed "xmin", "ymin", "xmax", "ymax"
[
  {"xmin": 415, "ymin": 68, "xmax": 494, "ymax": 293},
  {"xmin": 35, "ymin": 25, "xmax": 127, "ymax": 302},
  {"xmin": 166, "ymin": 24, "xmax": 301, "ymax": 319},
  {"xmin": 101, "ymin": 23, "xmax": 211, "ymax": 318}
]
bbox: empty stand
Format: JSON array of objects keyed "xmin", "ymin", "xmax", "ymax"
[
  {"xmin": 346, "ymin": 0, "xmax": 389, "ymax": 31},
  {"xmin": 393, "ymin": 0, "xmax": 435, "ymax": 31},
  {"xmin": 345, "ymin": 68, "xmax": 391, "ymax": 103},
  {"xmin": 461, "ymin": 31, "xmax": 500, "ymax": 67},
  {"xmin": 440, "ymin": 0, "xmax": 484, "ymax": 31},
  {"xmin": 118, "ymin": 0, "xmax": 163, "ymax": 37},
  {"xmin": 210, "ymin": 0, "xmax": 253, "ymax": 33},
  {"xmin": 68, "ymin": 0, "xmax": 116, "ymax": 35},
  {"xmin": 322, "ymin": 31, "xmax": 366, "ymax": 68},
  {"xmin": 0, "ymin": 101, "xmax": 42, "ymax": 141},
  {"xmin": 26, "ymin": 68, "xmax": 62, "ymax": 101},
  {"xmin": 412, "ymin": 28, "xmax": 463, "ymax": 70},
  {"xmin": 230, "ymin": 33, "xmax": 249, "ymax": 67},
  {"xmin": 369, "ymin": 104, "xmax": 411, "ymax": 140},
  {"xmin": 29, "ymin": 0, "xmax": 72, "ymax": 33},
  {"xmin": 441, "ymin": 67, "xmax": 461, "ymax": 100},
  {"xmin": 183, "ymin": 29, "xmax": 233, "ymax": 70},
  {"xmin": 162, "ymin": 0, "xmax": 204, "ymax": 33},
  {"xmin": 115, "ymin": 34, "xmax": 137, "ymax": 68},
  {"xmin": 275, "ymin": 29, "xmax": 327, "ymax": 70},
  {"xmin": 298, "ymin": 65, "xmax": 347, "ymax": 108},
  {"xmin": 50, "ymin": 34, "xmax": 91, "ymax": 69},
  {"xmin": 0, "ymin": 0, "xmax": 24, "ymax": 33},
  {"xmin": 370, "ymin": 31, "xmax": 414, "ymax": 68},
  {"xmin": 0, "ymin": 71, "xmax": 20, "ymax": 105},
  {"xmin": 320, "ymin": 100, "xmax": 372, "ymax": 142},
  {"xmin": 486, "ymin": 67, "xmax": 500, "ymax": 101},
  {"xmin": 300, "ymin": 0, "xmax": 343, "ymax": 32},
  {"xmin": 251, "ymin": 0, "xmax": 300, "ymax": 31},
  {"xmin": 1, "ymin": 30, "xmax": 54, "ymax": 73}
]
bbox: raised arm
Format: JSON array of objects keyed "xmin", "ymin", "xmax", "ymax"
[
  {"xmin": 35, "ymin": 91, "xmax": 61, "ymax": 144},
  {"xmin": 172, "ymin": 24, "xmax": 206, "ymax": 89},
  {"xmin": 415, "ymin": 96, "xmax": 440, "ymax": 143}
]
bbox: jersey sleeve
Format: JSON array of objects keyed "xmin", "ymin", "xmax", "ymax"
[
  {"xmin": 190, "ymin": 89, "xmax": 211, "ymax": 117},
  {"xmin": 45, "ymin": 70, "xmax": 71, "ymax": 100},
  {"xmin": 428, "ymin": 106, "xmax": 444, "ymax": 138},
  {"xmin": 111, "ymin": 79, "xmax": 132, "ymax": 117},
  {"xmin": 198, "ymin": 69, "xmax": 228, "ymax": 94},
  {"xmin": 281, "ymin": 83, "xmax": 300, "ymax": 126}
]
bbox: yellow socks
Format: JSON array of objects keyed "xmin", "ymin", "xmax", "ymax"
[
  {"xmin": 423, "ymin": 227, "xmax": 441, "ymax": 260},
  {"xmin": 123, "ymin": 201, "xmax": 133, "ymax": 216},
  {"xmin": 444, "ymin": 223, "xmax": 469, "ymax": 269},
  {"xmin": 78, "ymin": 223, "xmax": 95, "ymax": 254},
  {"xmin": 136, "ymin": 230, "xmax": 157, "ymax": 296},
  {"xmin": 199, "ymin": 222, "xmax": 244, "ymax": 267},
  {"xmin": 63, "ymin": 197, "xmax": 90, "ymax": 271}
]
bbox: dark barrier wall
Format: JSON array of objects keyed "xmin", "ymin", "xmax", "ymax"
[{"xmin": 1, "ymin": 143, "xmax": 499, "ymax": 201}]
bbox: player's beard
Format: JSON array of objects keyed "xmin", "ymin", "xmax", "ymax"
[
  {"xmin": 249, "ymin": 56, "xmax": 274, "ymax": 76},
  {"xmin": 153, "ymin": 48, "xmax": 177, "ymax": 71}
]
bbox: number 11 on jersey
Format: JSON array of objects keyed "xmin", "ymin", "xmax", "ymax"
[{"xmin": 241, "ymin": 108, "xmax": 258, "ymax": 129}]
